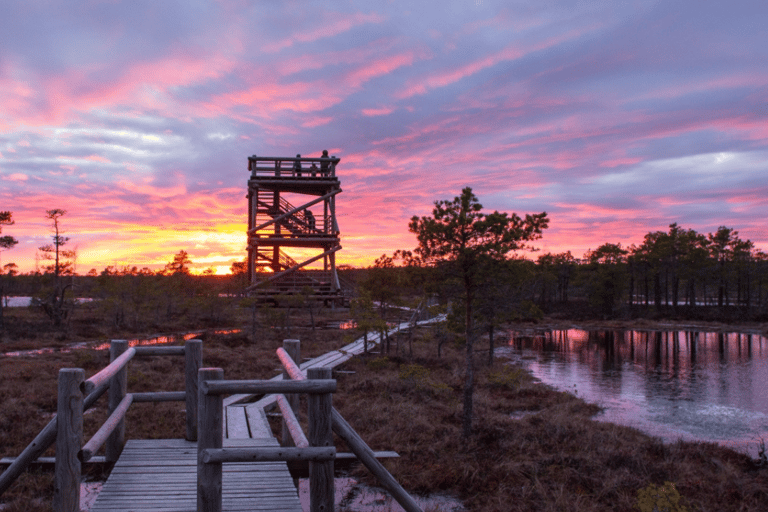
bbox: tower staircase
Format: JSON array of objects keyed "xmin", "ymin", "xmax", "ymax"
[{"xmin": 246, "ymin": 153, "xmax": 348, "ymax": 304}]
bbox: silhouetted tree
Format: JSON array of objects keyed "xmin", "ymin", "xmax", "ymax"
[
  {"xmin": 584, "ymin": 243, "xmax": 628, "ymax": 317},
  {"xmin": 165, "ymin": 250, "xmax": 192, "ymax": 275},
  {"xmin": 0, "ymin": 211, "xmax": 18, "ymax": 332},
  {"xmin": 37, "ymin": 209, "xmax": 76, "ymax": 326},
  {"xmin": 409, "ymin": 187, "xmax": 548, "ymax": 438}
]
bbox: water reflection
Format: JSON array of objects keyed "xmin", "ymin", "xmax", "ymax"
[
  {"xmin": 1, "ymin": 329, "xmax": 242, "ymax": 357},
  {"xmin": 3, "ymin": 296, "xmax": 94, "ymax": 307},
  {"xmin": 500, "ymin": 329, "xmax": 768, "ymax": 457}
]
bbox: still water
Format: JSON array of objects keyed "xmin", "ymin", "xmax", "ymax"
[{"xmin": 497, "ymin": 329, "xmax": 768, "ymax": 457}]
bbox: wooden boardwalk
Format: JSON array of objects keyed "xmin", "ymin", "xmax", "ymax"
[
  {"xmin": 90, "ymin": 425, "xmax": 302, "ymax": 512},
  {"xmin": 86, "ymin": 318, "xmax": 442, "ymax": 512}
]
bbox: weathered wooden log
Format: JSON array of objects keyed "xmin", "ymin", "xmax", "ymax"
[
  {"xmin": 203, "ymin": 379, "xmax": 336, "ymax": 396},
  {"xmin": 278, "ymin": 349, "xmax": 422, "ymax": 512},
  {"xmin": 0, "ymin": 378, "xmax": 107, "ymax": 496},
  {"xmin": 308, "ymin": 368, "xmax": 334, "ymax": 512},
  {"xmin": 54, "ymin": 368, "xmax": 83, "ymax": 512},
  {"xmin": 185, "ymin": 339, "xmax": 202, "ymax": 441},
  {"xmin": 332, "ymin": 409, "xmax": 422, "ymax": 512},
  {"xmin": 80, "ymin": 394, "xmax": 132, "ymax": 462},
  {"xmin": 197, "ymin": 368, "xmax": 223, "ymax": 512},
  {"xmin": 287, "ymin": 451, "xmax": 399, "ymax": 479},
  {"xmin": 277, "ymin": 394, "xmax": 308, "ymax": 448},
  {"xmin": 134, "ymin": 345, "xmax": 186, "ymax": 356},
  {"xmin": 131, "ymin": 391, "xmax": 186, "ymax": 402},
  {"xmin": 277, "ymin": 346, "xmax": 304, "ymax": 380},
  {"xmin": 281, "ymin": 340, "xmax": 301, "ymax": 450},
  {"xmin": 106, "ymin": 340, "xmax": 128, "ymax": 463},
  {"xmin": 82, "ymin": 347, "xmax": 136, "ymax": 395},
  {"xmin": 201, "ymin": 446, "xmax": 335, "ymax": 464}
]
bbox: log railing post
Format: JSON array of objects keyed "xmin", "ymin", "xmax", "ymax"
[
  {"xmin": 197, "ymin": 368, "xmax": 223, "ymax": 512},
  {"xmin": 185, "ymin": 339, "xmax": 202, "ymax": 441},
  {"xmin": 54, "ymin": 368, "xmax": 84, "ymax": 512},
  {"xmin": 106, "ymin": 340, "xmax": 128, "ymax": 463},
  {"xmin": 307, "ymin": 367, "xmax": 333, "ymax": 512},
  {"xmin": 281, "ymin": 339, "xmax": 301, "ymax": 448}
]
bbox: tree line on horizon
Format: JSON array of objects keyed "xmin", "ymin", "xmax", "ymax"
[
  {"xmin": 534, "ymin": 222, "xmax": 767, "ymax": 318},
  {"xmin": 2, "ymin": 203, "xmax": 766, "ymax": 330},
  {"xmin": 0, "ymin": 209, "xmax": 250, "ymax": 332}
]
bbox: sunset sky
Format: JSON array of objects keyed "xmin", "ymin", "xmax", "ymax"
[{"xmin": 1, "ymin": 0, "xmax": 766, "ymax": 275}]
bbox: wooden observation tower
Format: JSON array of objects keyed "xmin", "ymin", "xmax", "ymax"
[{"xmin": 246, "ymin": 152, "xmax": 345, "ymax": 303}]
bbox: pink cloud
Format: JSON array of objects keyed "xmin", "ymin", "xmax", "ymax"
[
  {"xmin": 600, "ymin": 157, "xmax": 643, "ymax": 168},
  {"xmin": 345, "ymin": 52, "xmax": 418, "ymax": 88},
  {"xmin": 210, "ymin": 78, "xmax": 331, "ymax": 114},
  {"xmin": 6, "ymin": 51, "xmax": 236, "ymax": 125},
  {"xmin": 116, "ymin": 178, "xmax": 187, "ymax": 199},
  {"xmin": 263, "ymin": 12, "xmax": 385, "ymax": 53},
  {"xmin": 84, "ymin": 154, "xmax": 111, "ymax": 163},
  {"xmin": 397, "ymin": 26, "xmax": 597, "ymax": 99},
  {"xmin": 3, "ymin": 173, "xmax": 28, "ymax": 181},
  {"xmin": 362, "ymin": 107, "xmax": 394, "ymax": 117},
  {"xmin": 210, "ymin": 48, "xmax": 420, "ymax": 117},
  {"xmin": 301, "ymin": 117, "xmax": 334, "ymax": 128}
]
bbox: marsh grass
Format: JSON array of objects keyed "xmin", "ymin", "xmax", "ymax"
[
  {"xmin": 1, "ymin": 307, "xmax": 767, "ymax": 511},
  {"xmin": 332, "ymin": 332, "xmax": 768, "ymax": 511}
]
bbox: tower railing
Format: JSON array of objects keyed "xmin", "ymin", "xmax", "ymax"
[{"xmin": 248, "ymin": 155, "xmax": 340, "ymax": 178}]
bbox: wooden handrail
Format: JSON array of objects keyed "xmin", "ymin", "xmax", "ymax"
[
  {"xmin": 82, "ymin": 347, "xmax": 136, "ymax": 395},
  {"xmin": 0, "ymin": 371, "xmax": 108, "ymax": 496},
  {"xmin": 0, "ymin": 338, "xmax": 203, "ymax": 503},
  {"xmin": 201, "ymin": 446, "xmax": 334, "ymax": 464},
  {"xmin": 80, "ymin": 394, "xmax": 133, "ymax": 462},
  {"xmin": 202, "ymin": 379, "xmax": 336, "ymax": 396},
  {"xmin": 106, "ymin": 340, "xmax": 128, "ymax": 463},
  {"xmin": 248, "ymin": 155, "xmax": 341, "ymax": 164},
  {"xmin": 277, "ymin": 346, "xmax": 305, "ymax": 380},
  {"xmin": 277, "ymin": 394, "xmax": 308, "ymax": 448},
  {"xmin": 276, "ymin": 345, "xmax": 424, "ymax": 512},
  {"xmin": 132, "ymin": 391, "xmax": 186, "ymax": 402},
  {"xmin": 197, "ymin": 367, "xmax": 337, "ymax": 512},
  {"xmin": 134, "ymin": 345, "xmax": 186, "ymax": 356}
]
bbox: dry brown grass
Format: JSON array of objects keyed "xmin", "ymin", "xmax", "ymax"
[
  {"xmin": 333, "ymin": 332, "xmax": 768, "ymax": 511},
  {"xmin": 2, "ymin": 308, "xmax": 767, "ymax": 511}
]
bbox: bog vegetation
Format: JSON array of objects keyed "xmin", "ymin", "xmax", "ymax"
[
  {"xmin": 1, "ymin": 192, "xmax": 768, "ymax": 511},
  {"xmin": 2, "ymin": 312, "xmax": 767, "ymax": 512}
]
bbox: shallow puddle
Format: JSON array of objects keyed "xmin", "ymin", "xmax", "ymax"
[
  {"xmin": 299, "ymin": 477, "xmax": 465, "ymax": 512},
  {"xmin": 1, "ymin": 328, "xmax": 241, "ymax": 357},
  {"xmin": 80, "ymin": 481, "xmax": 102, "ymax": 511}
]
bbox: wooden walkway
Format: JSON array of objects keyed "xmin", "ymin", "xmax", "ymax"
[
  {"xmin": 88, "ymin": 316, "xmax": 443, "ymax": 512},
  {"xmin": 90, "ymin": 420, "xmax": 302, "ymax": 512}
]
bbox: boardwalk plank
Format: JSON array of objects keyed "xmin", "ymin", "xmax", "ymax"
[
  {"xmin": 246, "ymin": 405, "xmax": 273, "ymax": 440},
  {"xmin": 90, "ymin": 439, "xmax": 301, "ymax": 512},
  {"xmin": 226, "ymin": 406, "xmax": 251, "ymax": 439}
]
